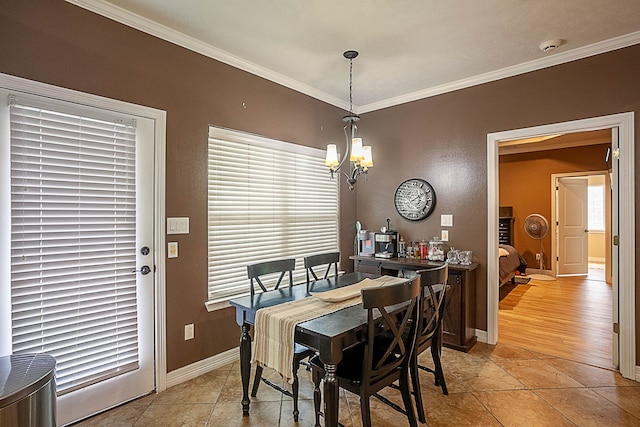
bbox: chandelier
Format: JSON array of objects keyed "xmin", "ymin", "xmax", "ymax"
[{"xmin": 325, "ymin": 50, "xmax": 373, "ymax": 190}]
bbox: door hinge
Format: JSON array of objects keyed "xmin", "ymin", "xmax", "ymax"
[
  {"xmin": 612, "ymin": 147, "xmax": 620, "ymax": 160},
  {"xmin": 613, "ymin": 235, "xmax": 619, "ymax": 246},
  {"xmin": 613, "ymin": 322, "xmax": 620, "ymax": 334}
]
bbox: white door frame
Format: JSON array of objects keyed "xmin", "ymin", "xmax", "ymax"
[
  {"xmin": 487, "ymin": 112, "xmax": 635, "ymax": 380},
  {"xmin": 0, "ymin": 73, "xmax": 168, "ymax": 397}
]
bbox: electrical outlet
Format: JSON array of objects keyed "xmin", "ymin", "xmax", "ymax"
[
  {"xmin": 184, "ymin": 323, "xmax": 194, "ymax": 340},
  {"xmin": 535, "ymin": 253, "xmax": 541, "ymax": 261},
  {"xmin": 441, "ymin": 230, "xmax": 449, "ymax": 241}
]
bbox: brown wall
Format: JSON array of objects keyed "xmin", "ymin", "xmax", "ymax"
[
  {"xmin": 2, "ymin": 1, "xmax": 640, "ymax": 368},
  {"xmin": 499, "ymin": 144, "xmax": 610, "ymax": 268},
  {"xmin": 355, "ymin": 47, "xmax": 640, "ymax": 342},
  {"xmin": 0, "ymin": 1, "xmax": 355, "ymax": 371}
]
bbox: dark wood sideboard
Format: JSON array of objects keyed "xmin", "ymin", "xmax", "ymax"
[{"xmin": 350, "ymin": 255, "xmax": 478, "ymax": 352}]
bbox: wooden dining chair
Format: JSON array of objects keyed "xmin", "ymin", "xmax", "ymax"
[
  {"xmin": 410, "ymin": 265, "xmax": 449, "ymax": 423},
  {"xmin": 309, "ymin": 275, "xmax": 421, "ymax": 427},
  {"xmin": 246, "ymin": 258, "xmax": 314, "ymax": 421},
  {"xmin": 304, "ymin": 251, "xmax": 339, "ymax": 292}
]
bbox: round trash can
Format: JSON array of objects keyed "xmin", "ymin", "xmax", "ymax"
[{"xmin": 0, "ymin": 353, "xmax": 56, "ymax": 427}]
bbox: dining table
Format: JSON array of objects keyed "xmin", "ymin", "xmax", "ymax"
[{"xmin": 229, "ymin": 271, "xmax": 385, "ymax": 427}]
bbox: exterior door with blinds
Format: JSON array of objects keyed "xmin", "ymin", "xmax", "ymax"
[{"xmin": 3, "ymin": 92, "xmax": 155, "ymax": 425}]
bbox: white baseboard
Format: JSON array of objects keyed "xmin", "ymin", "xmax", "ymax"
[
  {"xmin": 166, "ymin": 347, "xmax": 239, "ymax": 388},
  {"xmin": 525, "ymin": 268, "xmax": 553, "ymax": 275},
  {"xmin": 636, "ymin": 365, "xmax": 640, "ymax": 382},
  {"xmin": 476, "ymin": 329, "xmax": 488, "ymax": 344}
]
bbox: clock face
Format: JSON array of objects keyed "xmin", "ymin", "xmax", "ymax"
[{"xmin": 394, "ymin": 178, "xmax": 436, "ymax": 221}]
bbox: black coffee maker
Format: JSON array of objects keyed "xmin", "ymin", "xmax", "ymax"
[{"xmin": 374, "ymin": 219, "xmax": 398, "ymax": 258}]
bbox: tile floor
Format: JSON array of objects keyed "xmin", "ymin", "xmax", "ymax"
[{"xmin": 74, "ymin": 342, "xmax": 640, "ymax": 426}]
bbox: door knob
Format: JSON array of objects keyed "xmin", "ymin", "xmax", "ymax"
[{"xmin": 133, "ymin": 265, "xmax": 152, "ymax": 275}]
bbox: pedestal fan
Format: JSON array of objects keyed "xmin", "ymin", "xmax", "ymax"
[{"xmin": 523, "ymin": 214, "xmax": 555, "ymax": 281}]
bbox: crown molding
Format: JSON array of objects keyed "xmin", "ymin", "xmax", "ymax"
[
  {"xmin": 359, "ymin": 30, "xmax": 640, "ymax": 113},
  {"xmin": 67, "ymin": 1, "xmax": 640, "ymax": 114}
]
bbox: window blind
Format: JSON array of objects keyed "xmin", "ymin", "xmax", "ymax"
[
  {"xmin": 207, "ymin": 127, "xmax": 339, "ymax": 304},
  {"xmin": 10, "ymin": 100, "xmax": 139, "ymax": 394}
]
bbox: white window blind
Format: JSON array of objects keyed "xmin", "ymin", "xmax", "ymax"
[
  {"xmin": 207, "ymin": 127, "xmax": 339, "ymax": 304},
  {"xmin": 10, "ymin": 99, "xmax": 139, "ymax": 394}
]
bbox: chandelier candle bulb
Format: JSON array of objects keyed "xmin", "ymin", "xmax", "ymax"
[
  {"xmin": 361, "ymin": 146, "xmax": 373, "ymax": 168},
  {"xmin": 325, "ymin": 144, "xmax": 339, "ymax": 168},
  {"xmin": 350, "ymin": 138, "xmax": 364, "ymax": 161}
]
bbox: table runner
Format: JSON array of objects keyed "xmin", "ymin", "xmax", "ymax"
[{"xmin": 252, "ymin": 275, "xmax": 406, "ymax": 384}]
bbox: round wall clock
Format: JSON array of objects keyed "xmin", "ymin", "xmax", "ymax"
[{"xmin": 394, "ymin": 178, "xmax": 436, "ymax": 221}]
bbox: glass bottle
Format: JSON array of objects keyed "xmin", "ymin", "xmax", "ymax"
[
  {"xmin": 398, "ymin": 236, "xmax": 406, "ymax": 257},
  {"xmin": 420, "ymin": 239, "xmax": 428, "ymax": 259},
  {"xmin": 428, "ymin": 237, "xmax": 445, "ymax": 261}
]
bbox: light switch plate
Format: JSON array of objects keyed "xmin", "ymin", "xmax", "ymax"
[
  {"xmin": 440, "ymin": 214, "xmax": 453, "ymax": 227},
  {"xmin": 441, "ymin": 230, "xmax": 449, "ymax": 241},
  {"xmin": 167, "ymin": 217, "xmax": 189, "ymax": 234},
  {"xmin": 168, "ymin": 242, "xmax": 178, "ymax": 258}
]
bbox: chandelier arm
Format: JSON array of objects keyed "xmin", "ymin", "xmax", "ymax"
[{"xmin": 333, "ymin": 121, "xmax": 352, "ymax": 173}]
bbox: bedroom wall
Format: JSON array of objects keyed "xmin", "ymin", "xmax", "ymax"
[
  {"xmin": 589, "ymin": 233, "xmax": 606, "ymax": 262},
  {"xmin": 498, "ymin": 144, "xmax": 611, "ymax": 269}
]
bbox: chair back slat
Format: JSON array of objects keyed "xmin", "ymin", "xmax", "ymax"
[
  {"xmin": 304, "ymin": 252, "xmax": 340, "ymax": 290},
  {"xmin": 247, "ymin": 258, "xmax": 296, "ymax": 296}
]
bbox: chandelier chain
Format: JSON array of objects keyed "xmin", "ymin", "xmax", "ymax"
[{"xmin": 349, "ymin": 58, "xmax": 353, "ymax": 114}]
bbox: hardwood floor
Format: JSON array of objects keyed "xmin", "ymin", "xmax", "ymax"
[{"xmin": 498, "ymin": 267, "xmax": 614, "ymax": 370}]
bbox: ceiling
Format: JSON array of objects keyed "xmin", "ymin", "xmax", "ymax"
[
  {"xmin": 499, "ymin": 129, "xmax": 612, "ymax": 155},
  {"xmin": 69, "ymin": 1, "xmax": 640, "ymax": 113}
]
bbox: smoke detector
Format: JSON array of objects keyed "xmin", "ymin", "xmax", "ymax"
[{"xmin": 539, "ymin": 39, "xmax": 563, "ymax": 52}]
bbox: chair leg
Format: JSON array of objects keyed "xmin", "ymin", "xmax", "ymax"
[
  {"xmin": 312, "ymin": 369, "xmax": 322, "ymax": 427},
  {"xmin": 292, "ymin": 375, "xmax": 300, "ymax": 422},
  {"xmin": 431, "ymin": 339, "xmax": 448, "ymax": 395},
  {"xmin": 400, "ymin": 369, "xmax": 418, "ymax": 427},
  {"xmin": 360, "ymin": 395, "xmax": 372, "ymax": 427},
  {"xmin": 251, "ymin": 365, "xmax": 263, "ymax": 397},
  {"xmin": 411, "ymin": 352, "xmax": 426, "ymax": 423}
]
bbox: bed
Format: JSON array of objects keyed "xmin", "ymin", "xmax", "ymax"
[{"xmin": 499, "ymin": 244, "xmax": 527, "ymax": 286}]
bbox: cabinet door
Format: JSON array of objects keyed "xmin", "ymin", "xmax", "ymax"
[
  {"xmin": 354, "ymin": 260, "xmax": 381, "ymax": 275},
  {"xmin": 442, "ymin": 271, "xmax": 462, "ymax": 348}
]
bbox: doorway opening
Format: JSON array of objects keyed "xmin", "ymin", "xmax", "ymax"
[{"xmin": 486, "ymin": 113, "xmax": 635, "ymax": 380}]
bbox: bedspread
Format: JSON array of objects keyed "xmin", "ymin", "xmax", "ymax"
[{"xmin": 499, "ymin": 244, "xmax": 527, "ymax": 285}]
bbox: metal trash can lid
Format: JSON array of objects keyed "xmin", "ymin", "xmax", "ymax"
[{"xmin": 0, "ymin": 353, "xmax": 56, "ymax": 408}]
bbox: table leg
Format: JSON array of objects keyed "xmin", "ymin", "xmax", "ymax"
[
  {"xmin": 323, "ymin": 363, "xmax": 339, "ymax": 427},
  {"xmin": 240, "ymin": 322, "xmax": 251, "ymax": 416}
]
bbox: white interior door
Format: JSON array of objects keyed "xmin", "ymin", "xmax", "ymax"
[
  {"xmin": 557, "ymin": 177, "xmax": 589, "ymax": 275},
  {"xmin": 2, "ymin": 90, "xmax": 156, "ymax": 425}
]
